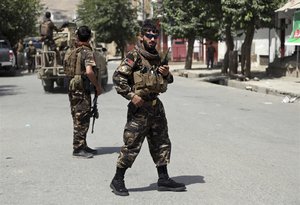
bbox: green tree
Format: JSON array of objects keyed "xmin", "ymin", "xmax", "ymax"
[
  {"xmin": 0, "ymin": 0, "xmax": 42, "ymax": 46},
  {"xmin": 219, "ymin": 0, "xmax": 240, "ymax": 74},
  {"xmin": 77, "ymin": 0, "xmax": 139, "ymax": 58},
  {"xmin": 160, "ymin": 0, "xmax": 221, "ymax": 69},
  {"xmin": 221, "ymin": 0, "xmax": 286, "ymax": 77}
]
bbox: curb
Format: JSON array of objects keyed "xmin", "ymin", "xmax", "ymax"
[
  {"xmin": 173, "ymin": 69, "xmax": 300, "ymax": 98},
  {"xmin": 226, "ymin": 79, "xmax": 300, "ymax": 98}
]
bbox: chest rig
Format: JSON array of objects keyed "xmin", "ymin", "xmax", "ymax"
[{"xmin": 133, "ymin": 53, "xmax": 168, "ymax": 97}]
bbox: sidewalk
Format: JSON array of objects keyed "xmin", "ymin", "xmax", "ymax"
[{"xmin": 169, "ymin": 61, "xmax": 300, "ymax": 99}]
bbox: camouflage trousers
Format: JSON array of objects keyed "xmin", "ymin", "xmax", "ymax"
[
  {"xmin": 117, "ymin": 98, "xmax": 171, "ymax": 168},
  {"xmin": 68, "ymin": 90, "xmax": 91, "ymax": 150}
]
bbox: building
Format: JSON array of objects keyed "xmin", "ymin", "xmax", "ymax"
[{"xmin": 217, "ymin": 0, "xmax": 300, "ymax": 77}]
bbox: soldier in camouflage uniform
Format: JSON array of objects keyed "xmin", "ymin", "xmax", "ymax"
[
  {"xmin": 110, "ymin": 20, "xmax": 186, "ymax": 196},
  {"xmin": 40, "ymin": 11, "xmax": 63, "ymax": 65},
  {"xmin": 15, "ymin": 39, "xmax": 25, "ymax": 70},
  {"xmin": 67, "ymin": 26, "xmax": 102, "ymax": 159},
  {"xmin": 40, "ymin": 11, "xmax": 62, "ymax": 51},
  {"xmin": 26, "ymin": 41, "xmax": 37, "ymax": 73}
]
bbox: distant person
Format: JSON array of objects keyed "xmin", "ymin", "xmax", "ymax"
[
  {"xmin": 15, "ymin": 39, "xmax": 25, "ymax": 70},
  {"xmin": 206, "ymin": 41, "xmax": 215, "ymax": 69},
  {"xmin": 40, "ymin": 11, "xmax": 63, "ymax": 64},
  {"xmin": 40, "ymin": 11, "xmax": 62, "ymax": 51},
  {"xmin": 64, "ymin": 25, "xmax": 103, "ymax": 159},
  {"xmin": 26, "ymin": 41, "xmax": 37, "ymax": 73},
  {"xmin": 110, "ymin": 19, "xmax": 186, "ymax": 196}
]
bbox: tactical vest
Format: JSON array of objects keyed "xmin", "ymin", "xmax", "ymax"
[
  {"xmin": 27, "ymin": 47, "xmax": 36, "ymax": 58},
  {"xmin": 64, "ymin": 46, "xmax": 88, "ymax": 91},
  {"xmin": 133, "ymin": 53, "xmax": 168, "ymax": 97},
  {"xmin": 63, "ymin": 46, "xmax": 84, "ymax": 77},
  {"xmin": 40, "ymin": 21, "xmax": 51, "ymax": 37}
]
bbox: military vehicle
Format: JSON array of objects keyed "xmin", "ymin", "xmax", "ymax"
[{"xmin": 36, "ymin": 22, "xmax": 108, "ymax": 92}]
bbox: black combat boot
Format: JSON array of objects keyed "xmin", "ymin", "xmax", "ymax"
[
  {"xmin": 110, "ymin": 167, "xmax": 129, "ymax": 196},
  {"xmin": 84, "ymin": 142, "xmax": 97, "ymax": 154},
  {"xmin": 157, "ymin": 165, "xmax": 186, "ymax": 192},
  {"xmin": 72, "ymin": 149, "xmax": 93, "ymax": 159},
  {"xmin": 85, "ymin": 146, "xmax": 97, "ymax": 155}
]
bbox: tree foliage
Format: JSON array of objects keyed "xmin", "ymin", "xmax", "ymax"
[
  {"xmin": 223, "ymin": 0, "xmax": 282, "ymax": 77},
  {"xmin": 77, "ymin": 0, "xmax": 139, "ymax": 57},
  {"xmin": 221, "ymin": 0, "xmax": 285, "ymax": 77},
  {"xmin": 0, "ymin": 0, "xmax": 42, "ymax": 45},
  {"xmin": 160, "ymin": 0, "xmax": 284, "ymax": 75},
  {"xmin": 160, "ymin": 0, "xmax": 220, "ymax": 69}
]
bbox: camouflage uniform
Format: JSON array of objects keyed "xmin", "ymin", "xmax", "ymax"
[
  {"xmin": 41, "ymin": 18, "xmax": 60, "ymax": 51},
  {"xmin": 68, "ymin": 44, "xmax": 96, "ymax": 150},
  {"xmin": 113, "ymin": 45, "xmax": 174, "ymax": 168},
  {"xmin": 40, "ymin": 18, "xmax": 62, "ymax": 65},
  {"xmin": 15, "ymin": 40, "xmax": 25, "ymax": 69},
  {"xmin": 27, "ymin": 44, "xmax": 36, "ymax": 73}
]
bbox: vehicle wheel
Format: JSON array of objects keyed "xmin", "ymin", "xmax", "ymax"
[
  {"xmin": 43, "ymin": 79, "xmax": 54, "ymax": 92},
  {"xmin": 56, "ymin": 78, "xmax": 64, "ymax": 87},
  {"xmin": 7, "ymin": 66, "xmax": 17, "ymax": 76}
]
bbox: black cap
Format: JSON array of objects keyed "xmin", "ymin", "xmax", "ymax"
[
  {"xmin": 77, "ymin": 25, "xmax": 92, "ymax": 42},
  {"xmin": 45, "ymin": 11, "xmax": 51, "ymax": 18}
]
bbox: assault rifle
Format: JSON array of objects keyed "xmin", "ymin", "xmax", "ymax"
[
  {"xmin": 91, "ymin": 93, "xmax": 99, "ymax": 134},
  {"xmin": 159, "ymin": 47, "xmax": 173, "ymax": 83},
  {"xmin": 160, "ymin": 47, "xmax": 170, "ymax": 66}
]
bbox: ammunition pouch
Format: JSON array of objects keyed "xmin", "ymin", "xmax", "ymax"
[
  {"xmin": 69, "ymin": 75, "xmax": 84, "ymax": 91},
  {"xmin": 133, "ymin": 70, "xmax": 168, "ymax": 97}
]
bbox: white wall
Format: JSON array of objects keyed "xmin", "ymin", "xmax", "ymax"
[{"xmin": 218, "ymin": 16, "xmax": 296, "ymax": 66}]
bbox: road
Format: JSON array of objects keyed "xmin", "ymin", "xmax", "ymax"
[{"xmin": 0, "ymin": 62, "xmax": 299, "ymax": 205}]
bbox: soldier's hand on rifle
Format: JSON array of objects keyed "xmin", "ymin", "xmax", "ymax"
[
  {"xmin": 132, "ymin": 95, "xmax": 144, "ymax": 107},
  {"xmin": 158, "ymin": 65, "xmax": 170, "ymax": 77}
]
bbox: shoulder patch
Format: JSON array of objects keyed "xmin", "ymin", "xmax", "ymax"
[
  {"xmin": 124, "ymin": 57, "xmax": 134, "ymax": 67},
  {"xmin": 123, "ymin": 53, "xmax": 135, "ymax": 67}
]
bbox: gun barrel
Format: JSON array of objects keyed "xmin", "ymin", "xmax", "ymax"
[{"xmin": 161, "ymin": 47, "xmax": 170, "ymax": 66}]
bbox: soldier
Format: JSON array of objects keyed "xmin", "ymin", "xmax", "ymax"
[
  {"xmin": 40, "ymin": 11, "xmax": 62, "ymax": 51},
  {"xmin": 40, "ymin": 11, "xmax": 63, "ymax": 65},
  {"xmin": 26, "ymin": 41, "xmax": 37, "ymax": 73},
  {"xmin": 110, "ymin": 20, "xmax": 186, "ymax": 196},
  {"xmin": 65, "ymin": 26, "xmax": 103, "ymax": 159},
  {"xmin": 15, "ymin": 39, "xmax": 25, "ymax": 70}
]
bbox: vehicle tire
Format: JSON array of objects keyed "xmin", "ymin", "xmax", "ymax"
[
  {"xmin": 43, "ymin": 79, "xmax": 54, "ymax": 92},
  {"xmin": 7, "ymin": 66, "xmax": 17, "ymax": 76},
  {"xmin": 56, "ymin": 78, "xmax": 64, "ymax": 87}
]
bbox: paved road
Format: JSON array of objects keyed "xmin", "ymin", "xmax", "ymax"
[{"xmin": 0, "ymin": 62, "xmax": 299, "ymax": 205}]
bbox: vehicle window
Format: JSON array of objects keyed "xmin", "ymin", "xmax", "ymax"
[{"xmin": 0, "ymin": 42, "xmax": 9, "ymax": 49}]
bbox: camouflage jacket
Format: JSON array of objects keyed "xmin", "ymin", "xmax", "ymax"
[
  {"xmin": 113, "ymin": 47, "xmax": 173, "ymax": 100},
  {"xmin": 79, "ymin": 45, "xmax": 96, "ymax": 74},
  {"xmin": 27, "ymin": 45, "xmax": 36, "ymax": 58}
]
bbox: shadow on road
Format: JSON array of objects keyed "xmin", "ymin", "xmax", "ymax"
[
  {"xmin": 128, "ymin": 175, "xmax": 205, "ymax": 192},
  {"xmin": 94, "ymin": 146, "xmax": 120, "ymax": 155},
  {"xmin": 102, "ymin": 83, "xmax": 114, "ymax": 93},
  {"xmin": 48, "ymin": 86, "xmax": 68, "ymax": 94},
  {"xmin": 0, "ymin": 85, "xmax": 22, "ymax": 96}
]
